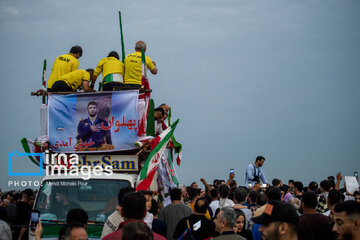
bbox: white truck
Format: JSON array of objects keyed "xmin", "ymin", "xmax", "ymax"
[{"xmin": 29, "ymin": 154, "xmax": 140, "ymax": 239}]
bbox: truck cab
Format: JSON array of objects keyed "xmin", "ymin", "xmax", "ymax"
[{"xmin": 30, "ymin": 157, "xmax": 139, "ymax": 240}]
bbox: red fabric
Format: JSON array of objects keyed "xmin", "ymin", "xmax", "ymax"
[
  {"xmin": 137, "ymin": 76, "xmax": 150, "ymax": 137},
  {"xmin": 138, "ymin": 93, "xmax": 145, "ymax": 99},
  {"xmin": 103, "ymin": 220, "xmax": 166, "ymax": 240},
  {"xmin": 135, "ymin": 167, "xmax": 158, "ymax": 191},
  {"xmin": 150, "ymin": 135, "xmax": 161, "ymax": 151},
  {"xmin": 177, "ymin": 154, "xmax": 181, "ymax": 166},
  {"xmin": 137, "ymin": 97, "xmax": 149, "ymax": 137}
]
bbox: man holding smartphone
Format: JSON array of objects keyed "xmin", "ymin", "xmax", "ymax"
[{"xmin": 245, "ymin": 156, "xmax": 268, "ymax": 187}]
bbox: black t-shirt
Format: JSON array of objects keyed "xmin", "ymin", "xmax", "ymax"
[
  {"xmin": 53, "ymin": 201, "xmax": 81, "ymax": 220},
  {"xmin": 238, "ymin": 229, "xmax": 254, "ymax": 240},
  {"xmin": 173, "ymin": 214, "xmax": 217, "ymax": 240},
  {"xmin": 152, "ymin": 218, "xmax": 167, "ymax": 238},
  {"xmin": 298, "ymin": 213, "xmax": 335, "ymax": 240},
  {"xmin": 13, "ymin": 201, "xmax": 32, "ymax": 240}
]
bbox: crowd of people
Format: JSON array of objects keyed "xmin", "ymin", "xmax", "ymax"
[
  {"xmin": 47, "ymin": 40, "xmax": 157, "ymax": 92},
  {"xmin": 0, "ymin": 189, "xmax": 36, "ymax": 240},
  {"xmin": 1, "ymin": 162, "xmax": 359, "ymax": 240}
]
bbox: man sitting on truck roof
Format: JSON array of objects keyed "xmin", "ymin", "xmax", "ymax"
[
  {"xmin": 92, "ymin": 51, "xmax": 125, "ymax": 91},
  {"xmin": 123, "ymin": 41, "xmax": 158, "ymax": 89},
  {"xmin": 50, "ymin": 69, "xmax": 95, "ymax": 92},
  {"xmin": 47, "ymin": 46, "xmax": 82, "ymax": 91}
]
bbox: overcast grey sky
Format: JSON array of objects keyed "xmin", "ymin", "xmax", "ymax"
[{"xmin": 1, "ymin": 0, "xmax": 359, "ymax": 191}]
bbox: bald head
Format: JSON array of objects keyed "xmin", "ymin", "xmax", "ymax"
[
  {"xmin": 135, "ymin": 41, "xmax": 146, "ymax": 52},
  {"xmin": 194, "ymin": 197, "xmax": 208, "ymax": 214},
  {"xmin": 159, "ymin": 103, "xmax": 170, "ymax": 112}
]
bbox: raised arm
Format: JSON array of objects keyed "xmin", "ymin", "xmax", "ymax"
[
  {"xmin": 200, "ymin": 178, "xmax": 211, "ymax": 193},
  {"xmin": 335, "ymin": 172, "xmax": 343, "ymax": 190}
]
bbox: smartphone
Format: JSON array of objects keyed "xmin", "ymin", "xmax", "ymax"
[
  {"xmin": 230, "ymin": 169, "xmax": 234, "ymax": 174},
  {"xmin": 262, "ymin": 184, "xmax": 267, "ymax": 188},
  {"xmin": 30, "ymin": 209, "xmax": 40, "ymax": 231},
  {"xmin": 355, "ymin": 172, "xmax": 358, "ymax": 178}
]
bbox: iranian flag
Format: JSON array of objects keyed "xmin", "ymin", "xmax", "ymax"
[
  {"xmin": 136, "ymin": 119, "xmax": 179, "ymax": 191},
  {"xmin": 176, "ymin": 148, "xmax": 183, "ymax": 166},
  {"xmin": 20, "ymin": 138, "xmax": 43, "ymax": 167},
  {"xmin": 167, "ymin": 148, "xmax": 179, "ymax": 187},
  {"xmin": 167, "ymin": 108, "xmax": 183, "ymax": 166},
  {"xmin": 137, "ymin": 48, "xmax": 151, "ymax": 138}
]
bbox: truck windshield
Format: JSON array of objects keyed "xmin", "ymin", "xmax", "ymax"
[{"xmin": 34, "ymin": 179, "xmax": 130, "ymax": 223}]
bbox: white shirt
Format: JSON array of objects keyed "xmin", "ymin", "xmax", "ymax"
[
  {"xmin": 144, "ymin": 211, "xmax": 154, "ymax": 229},
  {"xmin": 210, "ymin": 200, "xmax": 219, "ymax": 216},
  {"xmin": 101, "ymin": 210, "xmax": 124, "ymax": 239},
  {"xmin": 219, "ymin": 198, "xmax": 235, "ymax": 208}
]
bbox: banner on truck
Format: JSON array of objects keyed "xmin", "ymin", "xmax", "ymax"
[{"xmin": 49, "ymin": 91, "xmax": 139, "ymax": 153}]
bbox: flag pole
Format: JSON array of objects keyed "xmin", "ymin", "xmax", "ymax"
[
  {"xmin": 42, "ymin": 59, "xmax": 47, "ymax": 104},
  {"xmin": 119, "ymin": 11, "xmax": 125, "ymax": 62}
]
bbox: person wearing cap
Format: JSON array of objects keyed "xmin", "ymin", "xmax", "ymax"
[
  {"xmin": 252, "ymin": 200, "xmax": 298, "ymax": 240},
  {"xmin": 47, "ymin": 46, "xmax": 83, "ymax": 90},
  {"xmin": 92, "ymin": 51, "xmax": 125, "ymax": 91},
  {"xmin": 213, "ymin": 207, "xmax": 245, "ymax": 239},
  {"xmin": 332, "ymin": 200, "xmax": 360, "ymax": 240}
]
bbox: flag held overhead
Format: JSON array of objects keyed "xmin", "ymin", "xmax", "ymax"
[{"xmin": 136, "ymin": 119, "xmax": 179, "ymax": 191}]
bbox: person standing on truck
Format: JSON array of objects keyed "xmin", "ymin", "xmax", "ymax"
[
  {"xmin": 47, "ymin": 46, "xmax": 82, "ymax": 91},
  {"xmin": 77, "ymin": 101, "xmax": 112, "ymax": 149},
  {"xmin": 50, "ymin": 69, "xmax": 95, "ymax": 92},
  {"xmin": 92, "ymin": 51, "xmax": 125, "ymax": 91},
  {"xmin": 124, "ymin": 41, "xmax": 158, "ymax": 89}
]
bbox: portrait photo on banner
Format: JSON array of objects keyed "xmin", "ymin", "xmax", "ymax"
[{"xmin": 48, "ymin": 91, "xmax": 139, "ymax": 153}]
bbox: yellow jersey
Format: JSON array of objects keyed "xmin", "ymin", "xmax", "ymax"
[
  {"xmin": 189, "ymin": 202, "xmax": 212, "ymax": 220},
  {"xmin": 124, "ymin": 51, "xmax": 155, "ymax": 85},
  {"xmin": 93, "ymin": 57, "xmax": 124, "ymax": 80},
  {"xmin": 47, "ymin": 53, "xmax": 79, "ymax": 89},
  {"xmin": 57, "ymin": 70, "xmax": 90, "ymax": 91}
]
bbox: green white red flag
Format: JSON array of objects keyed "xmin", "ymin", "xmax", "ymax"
[
  {"xmin": 167, "ymin": 108, "xmax": 183, "ymax": 166},
  {"xmin": 138, "ymin": 48, "xmax": 150, "ymax": 137},
  {"xmin": 20, "ymin": 138, "xmax": 43, "ymax": 167},
  {"xmin": 136, "ymin": 119, "xmax": 179, "ymax": 191},
  {"xmin": 167, "ymin": 148, "xmax": 179, "ymax": 187}
]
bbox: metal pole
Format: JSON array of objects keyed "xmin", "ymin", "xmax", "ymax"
[{"xmin": 119, "ymin": 11, "xmax": 126, "ymax": 62}]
